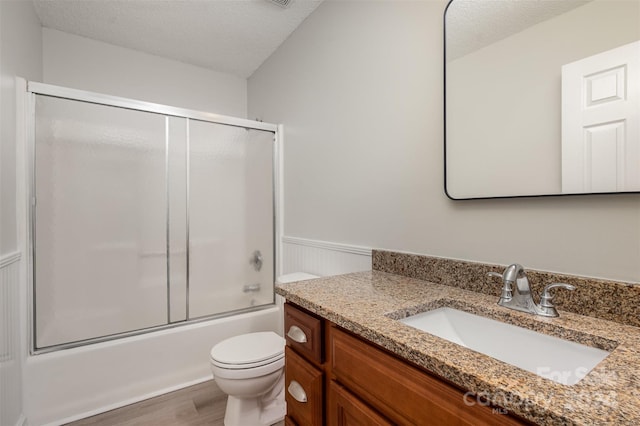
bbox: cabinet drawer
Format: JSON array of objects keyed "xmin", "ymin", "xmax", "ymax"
[
  {"xmin": 284, "ymin": 303, "xmax": 323, "ymax": 364},
  {"xmin": 328, "ymin": 381, "xmax": 392, "ymax": 426},
  {"xmin": 330, "ymin": 326, "xmax": 528, "ymax": 426},
  {"xmin": 285, "ymin": 346, "xmax": 323, "ymax": 426}
]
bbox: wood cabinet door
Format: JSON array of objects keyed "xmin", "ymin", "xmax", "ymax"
[
  {"xmin": 330, "ymin": 326, "xmax": 529, "ymax": 426},
  {"xmin": 285, "ymin": 346, "xmax": 323, "ymax": 426},
  {"xmin": 328, "ymin": 381, "xmax": 392, "ymax": 426}
]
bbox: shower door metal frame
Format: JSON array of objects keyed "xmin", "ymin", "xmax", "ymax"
[{"xmin": 26, "ymin": 81, "xmax": 279, "ymax": 354}]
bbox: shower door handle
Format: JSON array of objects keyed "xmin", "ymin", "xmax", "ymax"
[
  {"xmin": 287, "ymin": 380, "xmax": 308, "ymax": 403},
  {"xmin": 243, "ymin": 283, "xmax": 261, "ymax": 293},
  {"xmin": 250, "ymin": 250, "xmax": 263, "ymax": 271}
]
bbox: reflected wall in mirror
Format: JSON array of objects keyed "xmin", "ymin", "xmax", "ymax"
[{"xmin": 445, "ymin": 0, "xmax": 640, "ymax": 199}]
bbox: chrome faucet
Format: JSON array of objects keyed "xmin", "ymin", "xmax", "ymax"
[{"xmin": 487, "ymin": 264, "xmax": 575, "ymax": 317}]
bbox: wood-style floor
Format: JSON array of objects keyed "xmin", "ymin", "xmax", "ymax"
[{"xmin": 65, "ymin": 380, "xmax": 228, "ymax": 426}]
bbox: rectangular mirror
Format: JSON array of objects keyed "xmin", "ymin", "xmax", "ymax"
[{"xmin": 445, "ymin": 0, "xmax": 640, "ymax": 199}]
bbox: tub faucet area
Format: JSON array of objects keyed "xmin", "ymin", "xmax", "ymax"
[{"xmin": 488, "ymin": 264, "xmax": 575, "ymax": 317}]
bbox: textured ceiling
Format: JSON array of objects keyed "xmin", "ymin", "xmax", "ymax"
[
  {"xmin": 446, "ymin": 0, "xmax": 591, "ymax": 61},
  {"xmin": 33, "ymin": 0, "xmax": 323, "ymax": 78}
]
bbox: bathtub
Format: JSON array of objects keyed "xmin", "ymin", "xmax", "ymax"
[{"xmin": 23, "ymin": 305, "xmax": 280, "ymax": 426}]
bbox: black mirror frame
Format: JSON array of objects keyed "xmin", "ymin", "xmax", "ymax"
[{"xmin": 443, "ymin": 0, "xmax": 640, "ymax": 201}]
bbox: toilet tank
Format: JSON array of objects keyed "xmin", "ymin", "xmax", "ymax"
[
  {"xmin": 276, "ymin": 272, "xmax": 319, "ymax": 284},
  {"xmin": 275, "ymin": 272, "xmax": 318, "ymax": 335}
]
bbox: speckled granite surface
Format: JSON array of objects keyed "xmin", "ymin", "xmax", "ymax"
[
  {"xmin": 373, "ymin": 250, "xmax": 640, "ymax": 327},
  {"xmin": 276, "ymin": 271, "xmax": 640, "ymax": 426}
]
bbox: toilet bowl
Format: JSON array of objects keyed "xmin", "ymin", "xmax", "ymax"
[
  {"xmin": 210, "ymin": 331, "xmax": 286, "ymax": 426},
  {"xmin": 210, "ymin": 273, "xmax": 319, "ymax": 426}
]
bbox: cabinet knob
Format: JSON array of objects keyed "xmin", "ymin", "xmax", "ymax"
[
  {"xmin": 287, "ymin": 380, "xmax": 308, "ymax": 403},
  {"xmin": 287, "ymin": 325, "xmax": 308, "ymax": 343}
]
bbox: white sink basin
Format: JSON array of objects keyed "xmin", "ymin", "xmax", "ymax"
[{"xmin": 400, "ymin": 307, "xmax": 610, "ymax": 385}]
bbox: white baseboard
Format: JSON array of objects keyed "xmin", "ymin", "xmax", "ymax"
[{"xmin": 281, "ymin": 236, "xmax": 372, "ymax": 277}]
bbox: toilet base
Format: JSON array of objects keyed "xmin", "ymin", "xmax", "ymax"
[{"xmin": 223, "ymin": 391, "xmax": 286, "ymax": 426}]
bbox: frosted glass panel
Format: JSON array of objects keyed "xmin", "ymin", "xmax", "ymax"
[
  {"xmin": 188, "ymin": 121, "xmax": 274, "ymax": 318},
  {"xmin": 34, "ymin": 96, "xmax": 168, "ymax": 348}
]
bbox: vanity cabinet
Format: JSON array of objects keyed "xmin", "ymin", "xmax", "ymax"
[
  {"xmin": 284, "ymin": 303, "xmax": 530, "ymax": 426},
  {"xmin": 284, "ymin": 303, "xmax": 325, "ymax": 426}
]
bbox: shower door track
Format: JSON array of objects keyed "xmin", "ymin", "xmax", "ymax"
[
  {"xmin": 27, "ymin": 82, "xmax": 277, "ymax": 132},
  {"xmin": 32, "ymin": 305, "xmax": 278, "ymax": 355},
  {"xmin": 26, "ymin": 81, "xmax": 280, "ymax": 354}
]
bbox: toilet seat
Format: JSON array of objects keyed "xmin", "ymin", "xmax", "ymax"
[
  {"xmin": 211, "ymin": 355, "xmax": 285, "ymax": 380},
  {"xmin": 211, "ymin": 352, "xmax": 284, "ymax": 370}
]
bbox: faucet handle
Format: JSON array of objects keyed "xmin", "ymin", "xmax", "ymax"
[
  {"xmin": 487, "ymin": 271, "xmax": 512, "ymax": 301},
  {"xmin": 540, "ymin": 283, "xmax": 575, "ymax": 308}
]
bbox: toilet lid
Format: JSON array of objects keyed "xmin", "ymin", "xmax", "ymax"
[{"xmin": 210, "ymin": 331, "xmax": 284, "ymax": 366}]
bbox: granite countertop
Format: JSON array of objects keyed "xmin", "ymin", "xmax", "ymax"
[{"xmin": 276, "ymin": 271, "xmax": 640, "ymax": 426}]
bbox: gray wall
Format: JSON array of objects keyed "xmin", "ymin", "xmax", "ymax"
[
  {"xmin": 43, "ymin": 28, "xmax": 248, "ymax": 118},
  {"xmin": 248, "ymin": 0, "xmax": 640, "ymax": 283},
  {"xmin": 0, "ymin": 2, "xmax": 42, "ymax": 425},
  {"xmin": 1, "ymin": 0, "xmax": 42, "ymax": 256}
]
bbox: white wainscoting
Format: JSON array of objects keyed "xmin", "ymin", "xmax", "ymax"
[
  {"xmin": 281, "ymin": 236, "xmax": 372, "ymax": 277},
  {"xmin": 0, "ymin": 252, "xmax": 24, "ymax": 426}
]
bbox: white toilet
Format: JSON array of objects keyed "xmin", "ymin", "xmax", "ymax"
[{"xmin": 210, "ymin": 272, "xmax": 318, "ymax": 426}]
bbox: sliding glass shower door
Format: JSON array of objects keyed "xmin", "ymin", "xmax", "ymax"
[
  {"xmin": 34, "ymin": 96, "xmax": 170, "ymax": 348},
  {"xmin": 31, "ymin": 85, "xmax": 276, "ymax": 351},
  {"xmin": 189, "ymin": 121, "xmax": 274, "ymax": 318}
]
